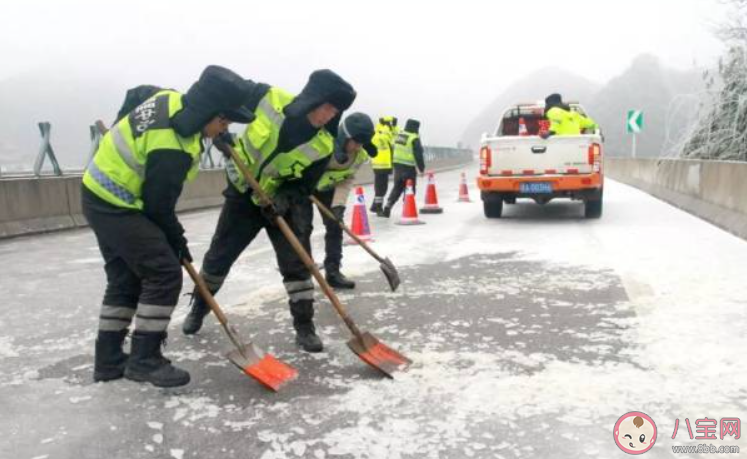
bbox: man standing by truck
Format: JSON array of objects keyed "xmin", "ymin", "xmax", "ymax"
[
  {"xmin": 377, "ymin": 118, "xmax": 425, "ymax": 218},
  {"xmin": 540, "ymin": 93, "xmax": 598, "ymax": 139}
]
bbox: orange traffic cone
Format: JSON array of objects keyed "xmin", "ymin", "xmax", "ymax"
[
  {"xmin": 457, "ymin": 173, "xmax": 471, "ymax": 202},
  {"xmin": 420, "ymin": 172, "xmax": 443, "ymax": 214},
  {"xmin": 396, "ymin": 179, "xmax": 425, "ymax": 225},
  {"xmin": 518, "ymin": 117, "xmax": 529, "ymax": 136},
  {"xmin": 346, "ymin": 186, "xmax": 373, "ymax": 244}
]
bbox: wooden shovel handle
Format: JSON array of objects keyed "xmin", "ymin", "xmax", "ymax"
[
  {"xmin": 95, "ymin": 120, "xmax": 109, "ymax": 135},
  {"xmin": 215, "ymin": 142, "xmax": 364, "ymax": 341},
  {"xmin": 182, "ymin": 260, "xmax": 247, "ymax": 353},
  {"xmin": 309, "ymin": 195, "xmax": 384, "ymax": 263}
]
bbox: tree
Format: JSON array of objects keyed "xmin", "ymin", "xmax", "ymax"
[{"xmin": 681, "ymin": 0, "xmax": 747, "ymax": 160}]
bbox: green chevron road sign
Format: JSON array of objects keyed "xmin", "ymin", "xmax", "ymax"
[{"xmin": 627, "ymin": 110, "xmax": 643, "ymax": 134}]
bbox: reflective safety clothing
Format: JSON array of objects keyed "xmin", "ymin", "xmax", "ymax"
[
  {"xmin": 393, "ymin": 131, "xmax": 420, "ymax": 167},
  {"xmin": 546, "ymin": 107, "xmax": 598, "ymax": 136},
  {"xmin": 371, "ymin": 122, "xmax": 394, "ymax": 170},
  {"xmin": 316, "ymin": 148, "xmax": 369, "ymax": 192},
  {"xmin": 82, "ymin": 90, "xmax": 202, "ymax": 210},
  {"xmin": 225, "ymin": 87, "xmax": 334, "ymax": 202}
]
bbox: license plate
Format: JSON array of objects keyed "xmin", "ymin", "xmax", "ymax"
[{"xmin": 520, "ymin": 182, "xmax": 553, "ymax": 194}]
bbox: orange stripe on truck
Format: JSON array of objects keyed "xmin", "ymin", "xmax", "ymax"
[{"xmin": 477, "ymin": 173, "xmax": 602, "ymax": 192}]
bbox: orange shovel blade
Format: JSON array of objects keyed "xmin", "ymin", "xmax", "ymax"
[
  {"xmin": 227, "ymin": 346, "xmax": 298, "ymax": 392},
  {"xmin": 347, "ymin": 332, "xmax": 412, "ymax": 378}
]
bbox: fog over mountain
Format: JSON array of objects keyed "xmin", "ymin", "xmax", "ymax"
[
  {"xmin": 460, "ymin": 68, "xmax": 600, "ymax": 149},
  {"xmin": 460, "ymin": 55, "xmax": 705, "ymax": 157},
  {"xmin": 0, "ymin": 0, "xmax": 724, "ymax": 170}
]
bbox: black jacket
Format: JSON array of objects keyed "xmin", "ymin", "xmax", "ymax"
[
  {"xmin": 227, "ymin": 71, "xmax": 356, "ymax": 202},
  {"xmin": 403, "ymin": 119, "xmax": 425, "ymax": 173},
  {"xmin": 81, "ymin": 147, "xmax": 193, "ymax": 257}
]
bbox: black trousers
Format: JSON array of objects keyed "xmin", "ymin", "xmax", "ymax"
[
  {"xmin": 199, "ymin": 194, "xmax": 315, "ymax": 319},
  {"xmin": 385, "ymin": 165, "xmax": 418, "ymax": 208},
  {"xmin": 83, "ymin": 196, "xmax": 183, "ymax": 334},
  {"xmin": 314, "ymin": 189, "xmax": 345, "ymax": 271},
  {"xmin": 373, "ymin": 169, "xmax": 391, "ymax": 204}
]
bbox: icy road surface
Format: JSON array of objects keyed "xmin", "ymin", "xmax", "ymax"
[{"xmin": 2, "ymin": 165, "xmax": 747, "ymax": 458}]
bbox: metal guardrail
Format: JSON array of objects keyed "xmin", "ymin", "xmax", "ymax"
[
  {"xmin": 0, "ymin": 121, "xmax": 472, "ymax": 178},
  {"xmin": 423, "ymin": 146, "xmax": 473, "ymax": 162},
  {"xmin": 33, "ymin": 122, "xmax": 62, "ymax": 177}
]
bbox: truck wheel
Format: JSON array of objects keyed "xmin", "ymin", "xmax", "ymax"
[
  {"xmin": 483, "ymin": 195, "xmax": 503, "ymax": 218},
  {"xmin": 584, "ymin": 196, "xmax": 603, "ymax": 219}
]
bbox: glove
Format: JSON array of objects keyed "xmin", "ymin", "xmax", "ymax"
[
  {"xmin": 261, "ymin": 192, "xmax": 291, "ymax": 222},
  {"xmin": 179, "ymin": 244, "xmax": 193, "ymax": 263},
  {"xmin": 539, "ymin": 131, "xmax": 553, "ymax": 140},
  {"xmin": 213, "ymin": 132, "xmax": 235, "ymax": 158},
  {"xmin": 331, "ymin": 205, "xmax": 346, "ymax": 221},
  {"xmin": 261, "ymin": 203, "xmax": 279, "ymax": 222},
  {"xmin": 333, "ymin": 148, "xmax": 349, "ymax": 164},
  {"xmin": 214, "ymin": 131, "xmax": 235, "ymax": 148},
  {"xmin": 173, "ymin": 235, "xmax": 193, "ymax": 262}
]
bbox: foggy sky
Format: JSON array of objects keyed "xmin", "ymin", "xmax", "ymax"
[{"xmin": 0, "ymin": 0, "xmax": 725, "ymax": 145}]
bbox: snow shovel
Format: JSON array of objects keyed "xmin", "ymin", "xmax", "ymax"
[
  {"xmin": 182, "ymin": 261, "xmax": 298, "ymax": 391},
  {"xmin": 216, "ymin": 141, "xmax": 412, "ymax": 378},
  {"xmin": 310, "ymin": 195, "xmax": 400, "ymax": 292},
  {"xmin": 94, "ymin": 120, "xmax": 108, "ymax": 135}
]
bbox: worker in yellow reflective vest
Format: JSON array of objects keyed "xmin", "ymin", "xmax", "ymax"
[
  {"xmin": 182, "ymin": 70, "xmax": 356, "ymax": 354},
  {"xmin": 369, "ymin": 116, "xmax": 394, "ymax": 213},
  {"xmin": 378, "ymin": 119, "xmax": 425, "ymax": 218},
  {"xmin": 541, "ymin": 93, "xmax": 598, "ymax": 139},
  {"xmin": 82, "ymin": 66, "xmax": 253, "ymax": 387},
  {"xmin": 314, "ymin": 113, "xmax": 376, "ymax": 289}
]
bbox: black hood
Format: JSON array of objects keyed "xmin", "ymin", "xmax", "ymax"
[
  {"xmin": 172, "ymin": 65, "xmax": 255, "ymax": 137},
  {"xmin": 544, "ymin": 93, "xmax": 570, "ymax": 113},
  {"xmin": 284, "ymin": 69, "xmax": 356, "ymax": 137},
  {"xmin": 336, "ymin": 112, "xmax": 377, "ymax": 158},
  {"xmin": 115, "ymin": 85, "xmax": 162, "ymax": 123},
  {"xmin": 404, "ymin": 119, "xmax": 420, "ymax": 134}
]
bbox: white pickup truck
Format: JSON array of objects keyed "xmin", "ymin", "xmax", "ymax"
[{"xmin": 476, "ymin": 102, "xmax": 604, "ymax": 219}]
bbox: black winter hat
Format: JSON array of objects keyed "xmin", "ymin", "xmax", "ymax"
[
  {"xmin": 337, "ymin": 112, "xmax": 377, "ymax": 158},
  {"xmin": 285, "ymin": 69, "xmax": 356, "ymax": 120},
  {"xmin": 404, "ymin": 119, "xmax": 420, "ymax": 134},
  {"xmin": 174, "ymin": 65, "xmax": 255, "ymax": 136},
  {"xmin": 545, "ymin": 93, "xmax": 563, "ymax": 108}
]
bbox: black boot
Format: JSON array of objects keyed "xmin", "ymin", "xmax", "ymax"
[
  {"xmin": 182, "ymin": 291, "xmax": 210, "ymax": 336},
  {"xmin": 93, "ymin": 329, "xmax": 129, "ymax": 382},
  {"xmin": 291, "ymin": 300, "xmax": 323, "ymax": 353},
  {"xmin": 377, "ymin": 205, "xmax": 392, "ymax": 218},
  {"xmin": 124, "ymin": 331, "xmax": 190, "ymax": 387},
  {"xmin": 370, "ymin": 201, "xmax": 382, "ymax": 214},
  {"xmin": 295, "ymin": 322, "xmax": 324, "ymax": 353},
  {"xmin": 326, "ymin": 268, "xmax": 356, "ymax": 289}
]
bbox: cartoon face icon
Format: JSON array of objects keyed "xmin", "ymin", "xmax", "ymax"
[{"xmin": 614, "ymin": 412, "xmax": 657, "ymax": 455}]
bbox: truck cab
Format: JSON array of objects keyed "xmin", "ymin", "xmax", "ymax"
[{"xmin": 476, "ymin": 102, "xmax": 603, "ymax": 218}]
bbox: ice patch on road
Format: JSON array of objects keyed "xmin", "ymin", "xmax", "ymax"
[
  {"xmin": 166, "ymin": 395, "xmax": 222, "ymax": 424},
  {"xmin": 68, "ymin": 395, "xmax": 91, "ymax": 404},
  {"xmin": 0, "ymin": 336, "xmax": 19, "ymax": 358}
]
